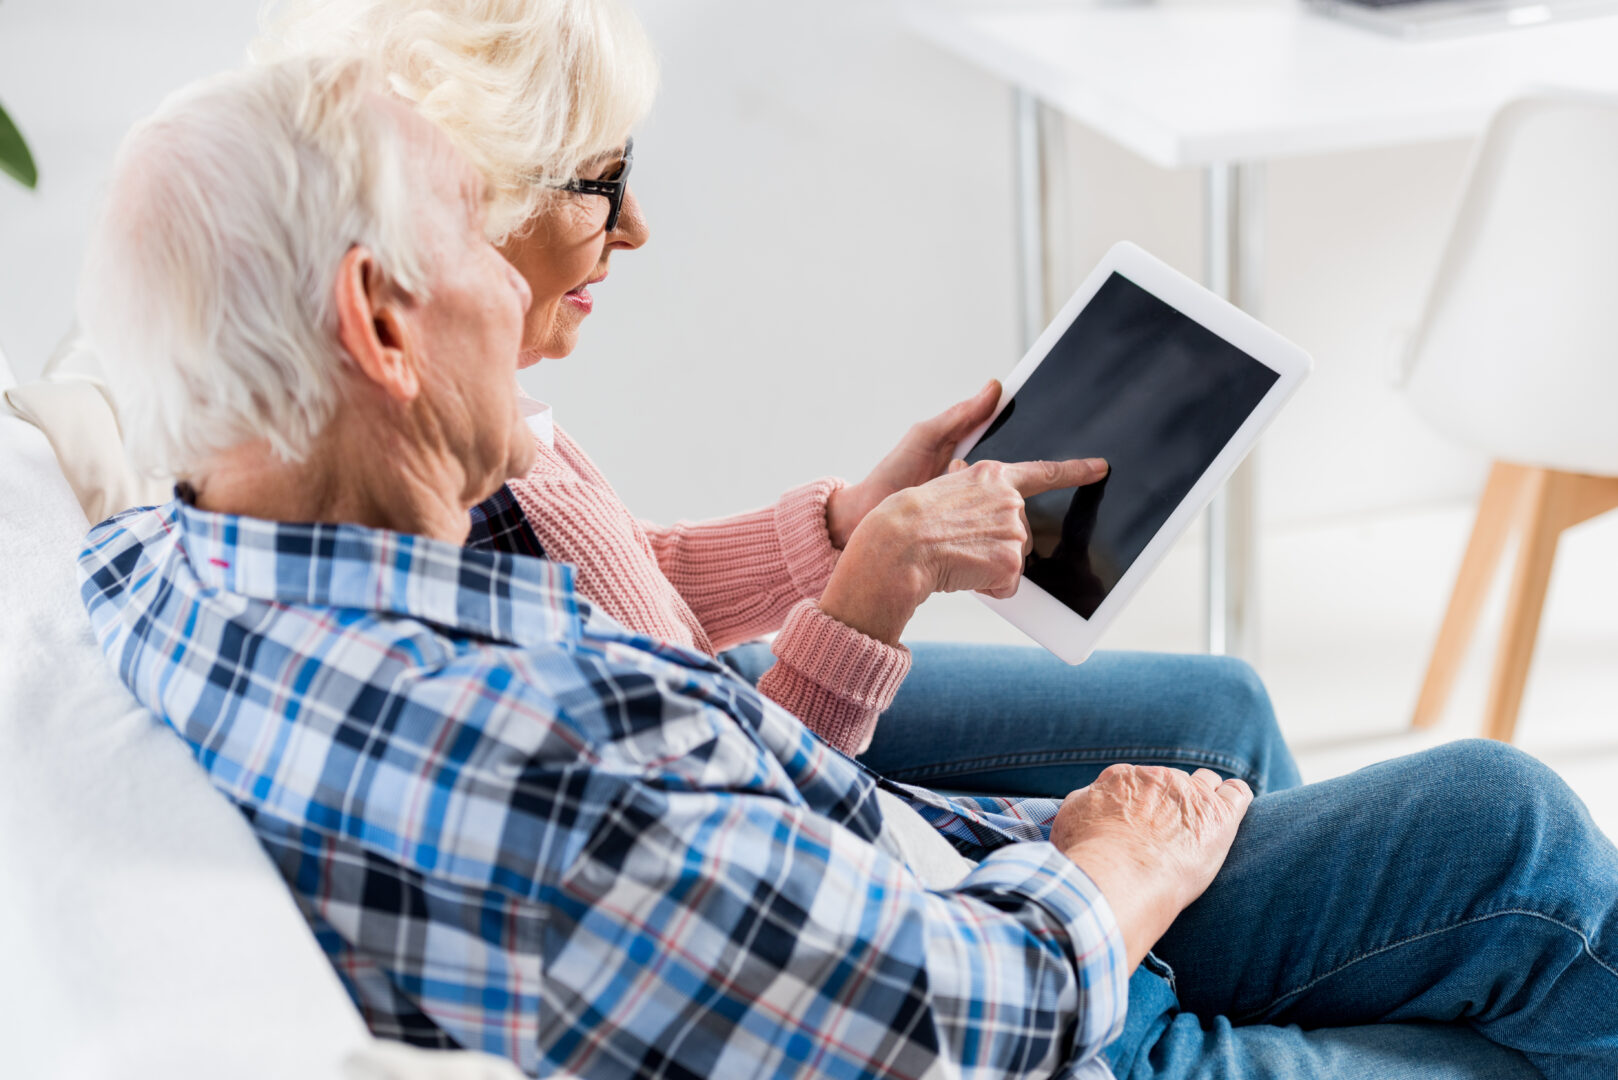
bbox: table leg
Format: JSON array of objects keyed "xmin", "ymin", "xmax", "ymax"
[
  {"xmin": 1203, "ymin": 162, "xmax": 1264, "ymax": 660},
  {"xmin": 1013, "ymin": 88, "xmax": 1046, "ymax": 352}
]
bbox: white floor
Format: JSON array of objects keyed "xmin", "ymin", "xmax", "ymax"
[{"xmin": 903, "ymin": 502, "xmax": 1618, "ymax": 840}]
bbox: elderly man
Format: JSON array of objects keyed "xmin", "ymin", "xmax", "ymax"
[{"xmin": 77, "ymin": 57, "xmax": 1617, "ymax": 1080}]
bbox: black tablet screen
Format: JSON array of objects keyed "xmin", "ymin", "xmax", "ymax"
[{"xmin": 965, "ymin": 272, "xmax": 1279, "ymax": 619}]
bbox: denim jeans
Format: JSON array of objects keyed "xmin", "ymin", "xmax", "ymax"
[
  {"xmin": 720, "ymin": 642, "xmax": 1303, "ymax": 798},
  {"xmin": 721, "ymin": 643, "xmax": 1618, "ymax": 1077},
  {"xmin": 1106, "ymin": 739, "xmax": 1618, "ymax": 1079}
]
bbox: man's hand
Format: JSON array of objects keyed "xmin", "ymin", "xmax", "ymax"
[
  {"xmin": 1052, "ymin": 765, "xmax": 1254, "ymax": 971},
  {"xmin": 818, "ymin": 456, "xmax": 1108, "ymax": 645},
  {"xmin": 825, "ymin": 380, "xmax": 1003, "ymax": 549}
]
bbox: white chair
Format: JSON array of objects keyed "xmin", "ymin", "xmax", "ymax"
[{"xmin": 1402, "ymin": 91, "xmax": 1618, "ymax": 744}]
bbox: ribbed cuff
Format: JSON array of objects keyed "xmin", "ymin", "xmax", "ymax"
[
  {"xmin": 773, "ymin": 477, "xmax": 845, "ymax": 601},
  {"xmin": 774, "ymin": 599, "xmax": 911, "ymax": 709},
  {"xmin": 763, "ymin": 599, "xmax": 911, "ymax": 755}
]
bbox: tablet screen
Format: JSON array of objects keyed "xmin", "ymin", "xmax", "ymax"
[{"xmin": 966, "ymin": 272, "xmax": 1280, "ymax": 619}]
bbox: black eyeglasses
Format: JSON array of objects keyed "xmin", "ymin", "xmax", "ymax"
[{"xmin": 558, "ymin": 137, "xmax": 633, "ymax": 231}]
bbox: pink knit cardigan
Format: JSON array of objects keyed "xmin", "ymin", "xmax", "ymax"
[{"xmin": 506, "ymin": 423, "xmax": 911, "ymax": 755}]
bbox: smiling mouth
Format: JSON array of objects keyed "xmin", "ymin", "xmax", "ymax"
[{"xmin": 563, "ymin": 271, "xmax": 606, "ymax": 313}]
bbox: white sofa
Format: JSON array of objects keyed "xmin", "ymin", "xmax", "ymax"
[{"xmin": 0, "ymin": 346, "xmax": 523, "ymax": 1080}]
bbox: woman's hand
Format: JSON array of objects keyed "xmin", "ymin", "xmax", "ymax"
[
  {"xmin": 818, "ymin": 456, "xmax": 1108, "ymax": 645},
  {"xmin": 825, "ymin": 380, "xmax": 1004, "ymax": 549},
  {"xmin": 1052, "ymin": 765, "xmax": 1253, "ymax": 971}
]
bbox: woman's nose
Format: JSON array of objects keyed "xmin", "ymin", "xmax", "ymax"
[{"xmin": 609, "ymin": 190, "xmax": 649, "ymax": 249}]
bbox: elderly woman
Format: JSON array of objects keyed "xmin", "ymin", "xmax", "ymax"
[
  {"xmin": 77, "ymin": 54, "xmax": 1618, "ymax": 1080},
  {"xmin": 251, "ymin": 0, "xmax": 1300, "ymax": 803}
]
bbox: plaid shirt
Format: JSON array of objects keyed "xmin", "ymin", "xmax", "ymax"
[
  {"xmin": 467, "ymin": 483, "xmax": 547, "ymax": 558},
  {"xmin": 79, "ymin": 498, "xmax": 1128, "ymax": 1079}
]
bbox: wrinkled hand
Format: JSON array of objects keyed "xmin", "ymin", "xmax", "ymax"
[
  {"xmin": 1052, "ymin": 765, "xmax": 1254, "ymax": 970},
  {"xmin": 825, "ymin": 380, "xmax": 1003, "ymax": 549},
  {"xmin": 819, "ymin": 456, "xmax": 1108, "ymax": 645}
]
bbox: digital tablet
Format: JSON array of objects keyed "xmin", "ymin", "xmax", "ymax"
[{"xmin": 953, "ymin": 241, "xmax": 1312, "ymax": 664}]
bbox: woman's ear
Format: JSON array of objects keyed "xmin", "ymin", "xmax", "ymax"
[{"xmin": 334, "ymin": 245, "xmax": 421, "ymax": 402}]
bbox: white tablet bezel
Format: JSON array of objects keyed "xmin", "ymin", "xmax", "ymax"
[{"xmin": 953, "ymin": 240, "xmax": 1313, "ymax": 664}]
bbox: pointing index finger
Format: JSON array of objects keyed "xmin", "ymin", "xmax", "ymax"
[{"xmin": 1004, "ymin": 457, "xmax": 1109, "ymax": 497}]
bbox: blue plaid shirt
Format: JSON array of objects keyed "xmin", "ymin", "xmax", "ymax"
[{"xmin": 79, "ymin": 497, "xmax": 1127, "ymax": 1079}]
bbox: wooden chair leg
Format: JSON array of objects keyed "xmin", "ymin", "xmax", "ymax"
[
  {"xmin": 1411, "ymin": 463, "xmax": 1528, "ymax": 729},
  {"xmin": 1556, "ymin": 471, "xmax": 1618, "ymax": 531},
  {"xmin": 1483, "ymin": 470, "xmax": 1618, "ymax": 743}
]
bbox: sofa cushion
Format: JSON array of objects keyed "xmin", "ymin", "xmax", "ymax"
[
  {"xmin": 345, "ymin": 1043, "xmax": 528, "ymax": 1080},
  {"xmin": 0, "ymin": 402, "xmax": 371, "ymax": 1078},
  {"xmin": 4, "ymin": 374, "xmax": 171, "ymax": 524}
]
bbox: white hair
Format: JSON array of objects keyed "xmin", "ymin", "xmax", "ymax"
[
  {"xmin": 78, "ymin": 56, "xmax": 436, "ymax": 477},
  {"xmin": 253, "ymin": 0, "xmax": 659, "ymax": 243}
]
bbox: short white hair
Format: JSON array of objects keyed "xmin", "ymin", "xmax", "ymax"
[
  {"xmin": 254, "ymin": 0, "xmax": 658, "ymax": 243},
  {"xmin": 79, "ymin": 56, "xmax": 436, "ymax": 477}
]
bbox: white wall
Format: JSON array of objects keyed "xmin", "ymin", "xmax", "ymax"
[
  {"xmin": 0, "ymin": 0, "xmax": 262, "ymax": 373},
  {"xmin": 1039, "ymin": 122, "xmax": 1489, "ymax": 529},
  {"xmin": 0, "ymin": 0, "xmax": 1491, "ymax": 535}
]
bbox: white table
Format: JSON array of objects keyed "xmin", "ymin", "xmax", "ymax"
[{"xmin": 906, "ymin": 0, "xmax": 1618, "ymax": 659}]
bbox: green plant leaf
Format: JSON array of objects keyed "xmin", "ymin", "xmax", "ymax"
[{"xmin": 0, "ymin": 98, "xmax": 38, "ymax": 190}]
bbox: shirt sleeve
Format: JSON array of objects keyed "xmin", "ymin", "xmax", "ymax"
[
  {"xmin": 640, "ymin": 477, "xmax": 845, "ymax": 650},
  {"xmin": 538, "ymin": 781, "xmax": 1130, "ymax": 1080}
]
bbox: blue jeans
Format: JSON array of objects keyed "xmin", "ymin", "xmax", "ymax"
[
  {"xmin": 720, "ymin": 642, "xmax": 1303, "ymax": 798},
  {"xmin": 721, "ymin": 644, "xmax": 1618, "ymax": 1077},
  {"xmin": 1108, "ymin": 740, "xmax": 1618, "ymax": 1079}
]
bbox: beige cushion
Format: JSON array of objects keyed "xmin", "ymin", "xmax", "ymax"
[
  {"xmin": 4, "ymin": 373, "xmax": 171, "ymax": 524},
  {"xmin": 874, "ymin": 788, "xmax": 976, "ymax": 890}
]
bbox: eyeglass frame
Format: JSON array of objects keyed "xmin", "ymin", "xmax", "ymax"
[{"xmin": 556, "ymin": 137, "xmax": 633, "ymax": 232}]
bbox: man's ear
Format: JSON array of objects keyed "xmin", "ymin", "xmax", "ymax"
[{"xmin": 334, "ymin": 245, "xmax": 421, "ymax": 403}]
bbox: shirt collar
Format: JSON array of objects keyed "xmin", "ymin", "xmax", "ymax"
[
  {"xmin": 519, "ymin": 396, "xmax": 554, "ymax": 450},
  {"xmin": 172, "ymin": 499, "xmax": 583, "ymax": 650}
]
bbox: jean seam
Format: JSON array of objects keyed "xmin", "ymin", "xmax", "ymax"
[
  {"xmin": 1239, "ymin": 907, "xmax": 1618, "ymax": 1023},
  {"xmin": 882, "ymin": 747, "xmax": 1259, "ymax": 786}
]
